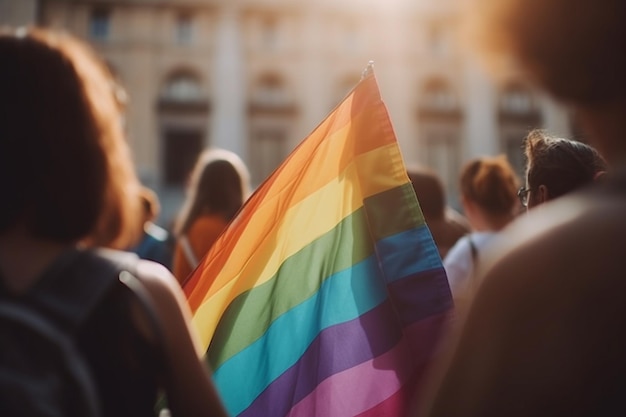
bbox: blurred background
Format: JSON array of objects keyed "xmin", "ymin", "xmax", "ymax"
[{"xmin": 1, "ymin": 0, "xmax": 578, "ymax": 227}]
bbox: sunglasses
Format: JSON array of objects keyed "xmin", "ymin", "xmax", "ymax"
[{"xmin": 517, "ymin": 186, "xmax": 531, "ymax": 207}]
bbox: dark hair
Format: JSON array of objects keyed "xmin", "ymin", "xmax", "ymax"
[
  {"xmin": 0, "ymin": 27, "xmax": 141, "ymax": 248},
  {"xmin": 466, "ymin": 0, "xmax": 626, "ymax": 105},
  {"xmin": 407, "ymin": 166, "xmax": 446, "ymax": 220},
  {"xmin": 460, "ymin": 155, "xmax": 519, "ymax": 217},
  {"xmin": 175, "ymin": 149, "xmax": 250, "ymax": 236},
  {"xmin": 524, "ymin": 130, "xmax": 607, "ymax": 199}
]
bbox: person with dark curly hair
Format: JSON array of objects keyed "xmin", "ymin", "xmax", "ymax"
[
  {"xmin": 413, "ymin": 0, "xmax": 626, "ymax": 415},
  {"xmin": 518, "ymin": 129, "xmax": 607, "ymax": 209}
]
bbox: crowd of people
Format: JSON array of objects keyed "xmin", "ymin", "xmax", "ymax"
[
  {"xmin": 412, "ymin": 0, "xmax": 626, "ymax": 415},
  {"xmin": 121, "ymin": 151, "xmax": 251, "ymax": 286},
  {"xmin": 2, "ymin": 0, "xmax": 626, "ymax": 413}
]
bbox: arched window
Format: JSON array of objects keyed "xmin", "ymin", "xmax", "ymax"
[
  {"xmin": 160, "ymin": 71, "xmax": 205, "ymax": 103},
  {"xmin": 175, "ymin": 14, "xmax": 193, "ymax": 45},
  {"xmin": 416, "ymin": 77, "xmax": 463, "ymax": 208},
  {"xmin": 248, "ymin": 73, "xmax": 296, "ymax": 186},
  {"xmin": 499, "ymin": 84, "xmax": 536, "ymax": 116},
  {"xmin": 260, "ymin": 15, "xmax": 279, "ymax": 50},
  {"xmin": 420, "ymin": 78, "xmax": 458, "ymax": 113},
  {"xmin": 497, "ymin": 83, "xmax": 542, "ymax": 176},
  {"xmin": 250, "ymin": 73, "xmax": 292, "ymax": 109},
  {"xmin": 426, "ymin": 22, "xmax": 450, "ymax": 58},
  {"xmin": 158, "ymin": 69, "xmax": 209, "ymax": 187}
]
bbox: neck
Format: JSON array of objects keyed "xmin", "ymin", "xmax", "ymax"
[
  {"xmin": 464, "ymin": 199, "xmax": 514, "ymax": 232},
  {"xmin": 0, "ymin": 228, "xmax": 69, "ymax": 294},
  {"xmin": 467, "ymin": 208, "xmax": 513, "ymax": 232}
]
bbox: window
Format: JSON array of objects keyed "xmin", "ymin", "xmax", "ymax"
[
  {"xmin": 261, "ymin": 16, "xmax": 279, "ymax": 51},
  {"xmin": 251, "ymin": 74, "xmax": 291, "ymax": 109},
  {"xmin": 90, "ymin": 8, "xmax": 111, "ymax": 40},
  {"xmin": 163, "ymin": 129, "xmax": 203, "ymax": 185},
  {"xmin": 500, "ymin": 88, "xmax": 533, "ymax": 114},
  {"xmin": 420, "ymin": 78, "xmax": 459, "ymax": 114},
  {"xmin": 176, "ymin": 14, "xmax": 193, "ymax": 45},
  {"xmin": 249, "ymin": 128, "xmax": 287, "ymax": 185},
  {"xmin": 248, "ymin": 73, "xmax": 295, "ymax": 184},
  {"xmin": 502, "ymin": 131, "xmax": 527, "ymax": 177},
  {"xmin": 161, "ymin": 73, "xmax": 204, "ymax": 102},
  {"xmin": 417, "ymin": 78, "xmax": 464, "ymax": 209},
  {"xmin": 421, "ymin": 130, "xmax": 462, "ymax": 209},
  {"xmin": 427, "ymin": 23, "xmax": 449, "ymax": 58},
  {"xmin": 497, "ymin": 85, "xmax": 542, "ymax": 176}
]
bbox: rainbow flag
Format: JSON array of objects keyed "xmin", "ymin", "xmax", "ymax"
[{"xmin": 184, "ymin": 72, "xmax": 453, "ymax": 417}]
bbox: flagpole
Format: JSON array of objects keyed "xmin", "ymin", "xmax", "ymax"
[{"xmin": 361, "ymin": 60, "xmax": 375, "ymax": 80}]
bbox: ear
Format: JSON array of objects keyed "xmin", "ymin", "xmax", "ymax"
[{"xmin": 537, "ymin": 184, "xmax": 550, "ymax": 203}]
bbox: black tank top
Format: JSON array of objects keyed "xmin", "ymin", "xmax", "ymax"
[
  {"xmin": 77, "ymin": 280, "xmax": 162, "ymax": 417},
  {"xmin": 0, "ymin": 255, "xmax": 163, "ymax": 417}
]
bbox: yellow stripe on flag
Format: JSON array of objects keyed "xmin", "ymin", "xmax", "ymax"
[{"xmin": 190, "ymin": 143, "xmax": 406, "ymax": 348}]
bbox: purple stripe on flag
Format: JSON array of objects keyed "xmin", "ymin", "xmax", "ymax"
[
  {"xmin": 402, "ymin": 311, "xmax": 454, "ymax": 412},
  {"xmin": 238, "ymin": 299, "xmax": 407, "ymax": 417},
  {"xmin": 404, "ymin": 312, "xmax": 452, "ymax": 367},
  {"xmin": 286, "ymin": 338, "xmax": 415, "ymax": 417}
]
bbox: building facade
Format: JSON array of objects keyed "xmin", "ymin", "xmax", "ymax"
[{"xmin": 4, "ymin": 0, "xmax": 572, "ymax": 223}]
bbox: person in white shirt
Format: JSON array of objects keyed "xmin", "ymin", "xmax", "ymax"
[{"xmin": 443, "ymin": 155, "xmax": 520, "ymax": 300}]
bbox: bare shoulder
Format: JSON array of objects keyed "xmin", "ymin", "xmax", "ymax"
[
  {"xmin": 133, "ymin": 259, "xmax": 182, "ymax": 296},
  {"xmin": 122, "ymin": 259, "xmax": 228, "ymax": 417},
  {"xmin": 129, "ymin": 259, "xmax": 195, "ymax": 326}
]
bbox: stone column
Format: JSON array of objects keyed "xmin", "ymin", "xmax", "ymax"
[
  {"xmin": 210, "ymin": 4, "xmax": 247, "ymax": 161},
  {"xmin": 296, "ymin": 6, "xmax": 328, "ymax": 144}
]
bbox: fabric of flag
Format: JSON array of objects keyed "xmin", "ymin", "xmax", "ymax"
[{"xmin": 183, "ymin": 72, "xmax": 453, "ymax": 417}]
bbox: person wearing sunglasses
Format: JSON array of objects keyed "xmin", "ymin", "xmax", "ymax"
[
  {"xmin": 412, "ymin": 0, "xmax": 626, "ymax": 416},
  {"xmin": 518, "ymin": 129, "xmax": 607, "ymax": 210}
]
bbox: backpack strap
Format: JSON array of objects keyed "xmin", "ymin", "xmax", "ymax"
[
  {"xmin": 468, "ymin": 236, "xmax": 480, "ymax": 291},
  {"xmin": 179, "ymin": 235, "xmax": 200, "ymax": 269},
  {"xmin": 26, "ymin": 248, "xmax": 166, "ymax": 352},
  {"xmin": 4, "ymin": 248, "xmax": 167, "ymax": 416},
  {"xmin": 26, "ymin": 248, "xmax": 151, "ymax": 334},
  {"xmin": 468, "ymin": 236, "xmax": 478, "ymax": 264}
]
